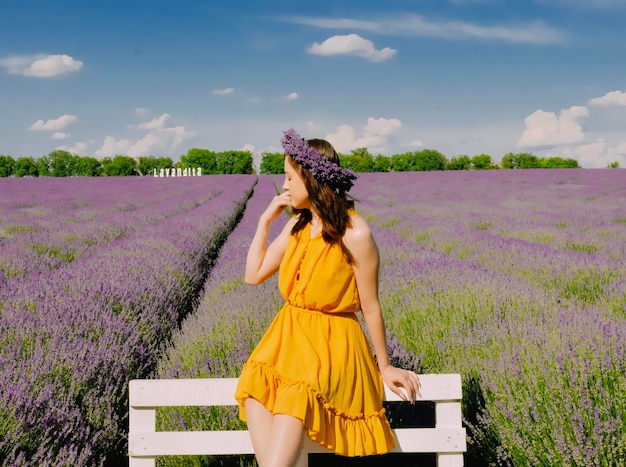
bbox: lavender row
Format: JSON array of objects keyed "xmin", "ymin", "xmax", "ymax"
[
  {"xmin": 156, "ymin": 175, "xmax": 284, "ymax": 383},
  {"xmin": 0, "ymin": 175, "xmax": 257, "ymax": 466},
  {"xmin": 0, "ymin": 177, "xmax": 227, "ymax": 282},
  {"xmin": 350, "ymin": 170, "xmax": 626, "ymax": 465}
]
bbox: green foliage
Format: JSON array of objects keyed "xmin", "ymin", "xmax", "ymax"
[
  {"xmin": 373, "ymin": 154, "xmax": 390, "ymax": 172},
  {"xmin": 340, "ymin": 148, "xmax": 375, "ymax": 172},
  {"xmin": 181, "ymin": 148, "xmax": 218, "ymax": 174},
  {"xmin": 391, "ymin": 149, "xmax": 447, "ymax": 172},
  {"xmin": 607, "ymin": 161, "xmax": 620, "ymax": 168},
  {"xmin": 13, "ymin": 157, "xmax": 39, "ymax": 177},
  {"xmin": 138, "ymin": 156, "xmax": 173, "ymax": 175},
  {"xmin": 446, "ymin": 155, "xmax": 472, "ymax": 171},
  {"xmin": 37, "ymin": 156, "xmax": 51, "ymax": 176},
  {"xmin": 102, "ymin": 155, "xmax": 137, "ymax": 176},
  {"xmin": 0, "ymin": 144, "xmax": 589, "ymax": 177},
  {"xmin": 259, "ymin": 152, "xmax": 284, "ymax": 174},
  {"xmin": 75, "ymin": 156, "xmax": 103, "ymax": 176},
  {"xmin": 501, "ymin": 152, "xmax": 579, "ymax": 169},
  {"xmin": 501, "ymin": 152, "xmax": 541, "ymax": 169},
  {"xmin": 540, "ymin": 156, "xmax": 580, "ymax": 168},
  {"xmin": 47, "ymin": 150, "xmax": 76, "ymax": 177},
  {"xmin": 0, "ymin": 154, "xmax": 15, "ymax": 177},
  {"xmin": 216, "ymin": 151, "xmax": 253, "ymax": 175},
  {"xmin": 471, "ymin": 154, "xmax": 494, "ymax": 170},
  {"xmin": 181, "ymin": 149, "xmax": 252, "ymax": 174}
]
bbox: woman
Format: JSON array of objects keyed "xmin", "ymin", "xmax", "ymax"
[{"xmin": 234, "ymin": 128, "xmax": 421, "ymax": 467}]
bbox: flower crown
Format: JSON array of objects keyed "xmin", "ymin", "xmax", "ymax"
[{"xmin": 281, "ymin": 128, "xmax": 357, "ymax": 193}]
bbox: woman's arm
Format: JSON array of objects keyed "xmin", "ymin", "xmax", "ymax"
[
  {"xmin": 245, "ymin": 192, "xmax": 296, "ymax": 285},
  {"xmin": 344, "ymin": 215, "xmax": 421, "ymax": 402}
]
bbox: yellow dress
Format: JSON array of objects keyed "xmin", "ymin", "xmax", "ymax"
[{"xmin": 234, "ymin": 220, "xmax": 396, "ymax": 457}]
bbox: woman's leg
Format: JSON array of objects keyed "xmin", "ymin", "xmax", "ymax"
[
  {"xmin": 261, "ymin": 414, "xmax": 305, "ymax": 467},
  {"xmin": 245, "ymin": 398, "xmax": 273, "ymax": 465},
  {"xmin": 245, "ymin": 398, "xmax": 305, "ymax": 467}
]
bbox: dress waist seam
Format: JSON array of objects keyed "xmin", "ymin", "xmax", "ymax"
[{"xmin": 285, "ymin": 302, "xmax": 358, "ymax": 318}]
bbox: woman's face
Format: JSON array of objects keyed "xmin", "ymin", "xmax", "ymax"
[{"xmin": 283, "ymin": 156, "xmax": 310, "ymax": 210}]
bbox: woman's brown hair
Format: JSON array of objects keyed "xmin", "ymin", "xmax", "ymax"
[{"xmin": 288, "ymin": 138, "xmax": 356, "ymax": 264}]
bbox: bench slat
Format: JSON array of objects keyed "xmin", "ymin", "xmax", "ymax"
[
  {"xmin": 129, "ymin": 427, "xmax": 466, "ymax": 456},
  {"xmin": 129, "ymin": 377, "xmax": 240, "ymax": 406},
  {"xmin": 129, "ymin": 374, "xmax": 462, "ymax": 407}
]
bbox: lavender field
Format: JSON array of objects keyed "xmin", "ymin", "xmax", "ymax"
[
  {"xmin": 0, "ymin": 176, "xmax": 257, "ymax": 465},
  {"xmin": 1, "ymin": 169, "xmax": 625, "ymax": 466}
]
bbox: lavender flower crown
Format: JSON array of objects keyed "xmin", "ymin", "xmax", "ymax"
[{"xmin": 281, "ymin": 128, "xmax": 357, "ymax": 193}]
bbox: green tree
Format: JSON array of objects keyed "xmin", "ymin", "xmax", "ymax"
[
  {"xmin": 340, "ymin": 148, "xmax": 374, "ymax": 172},
  {"xmin": 412, "ymin": 149, "xmax": 447, "ymax": 171},
  {"xmin": 46, "ymin": 150, "xmax": 76, "ymax": 177},
  {"xmin": 0, "ymin": 155, "xmax": 15, "ymax": 177},
  {"xmin": 260, "ymin": 152, "xmax": 284, "ymax": 174},
  {"xmin": 215, "ymin": 150, "xmax": 253, "ymax": 174},
  {"xmin": 501, "ymin": 152, "xmax": 541, "ymax": 169},
  {"xmin": 103, "ymin": 155, "xmax": 137, "ymax": 176},
  {"xmin": 181, "ymin": 148, "xmax": 217, "ymax": 174},
  {"xmin": 373, "ymin": 155, "xmax": 390, "ymax": 172},
  {"xmin": 501, "ymin": 152, "xmax": 514, "ymax": 169},
  {"xmin": 75, "ymin": 156, "xmax": 103, "ymax": 176},
  {"xmin": 37, "ymin": 155, "xmax": 51, "ymax": 176},
  {"xmin": 138, "ymin": 156, "xmax": 173, "ymax": 175},
  {"xmin": 539, "ymin": 156, "xmax": 580, "ymax": 168},
  {"xmin": 471, "ymin": 154, "xmax": 494, "ymax": 170},
  {"xmin": 390, "ymin": 153, "xmax": 412, "ymax": 172},
  {"xmin": 13, "ymin": 156, "xmax": 39, "ymax": 177},
  {"xmin": 607, "ymin": 161, "xmax": 620, "ymax": 168},
  {"xmin": 446, "ymin": 155, "xmax": 471, "ymax": 170}
]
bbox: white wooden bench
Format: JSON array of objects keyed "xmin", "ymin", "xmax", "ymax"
[{"xmin": 128, "ymin": 374, "xmax": 466, "ymax": 466}]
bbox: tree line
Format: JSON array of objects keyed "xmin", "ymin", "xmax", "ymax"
[
  {"xmin": 3, "ymin": 146, "xmax": 618, "ymax": 178},
  {"xmin": 260, "ymin": 148, "xmax": 584, "ymax": 174},
  {"xmin": 0, "ymin": 149, "xmax": 254, "ymax": 177}
]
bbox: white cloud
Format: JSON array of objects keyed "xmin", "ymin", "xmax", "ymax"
[
  {"xmin": 135, "ymin": 107, "xmax": 151, "ymax": 116},
  {"xmin": 562, "ymin": 139, "xmax": 626, "ymax": 168},
  {"xmin": 363, "ymin": 117, "xmax": 402, "ymax": 137},
  {"xmin": 588, "ymin": 90, "xmax": 626, "ymax": 107},
  {"xmin": 95, "ymin": 126, "xmax": 196, "ymax": 158},
  {"xmin": 282, "ymin": 16, "xmax": 380, "ymax": 31},
  {"xmin": 30, "ymin": 114, "xmax": 78, "ymax": 131},
  {"xmin": 325, "ymin": 125, "xmax": 357, "ymax": 153},
  {"xmin": 517, "ymin": 106, "xmax": 589, "ymax": 148},
  {"xmin": 52, "ymin": 132, "xmax": 70, "ymax": 140},
  {"xmin": 325, "ymin": 117, "xmax": 402, "ymax": 153},
  {"xmin": 136, "ymin": 113, "xmax": 171, "ymax": 130},
  {"xmin": 570, "ymin": 140, "xmax": 607, "ymax": 168},
  {"xmin": 284, "ymin": 92, "xmax": 299, "ymax": 100},
  {"xmin": 0, "ymin": 54, "xmax": 82, "ymax": 78},
  {"xmin": 308, "ymin": 34, "xmax": 396, "ymax": 62},
  {"xmin": 355, "ymin": 117, "xmax": 402, "ymax": 151},
  {"xmin": 284, "ymin": 14, "xmax": 566, "ymax": 44},
  {"xmin": 95, "ymin": 136, "xmax": 131, "ymax": 157},
  {"xmin": 213, "ymin": 87, "xmax": 235, "ymax": 96}
]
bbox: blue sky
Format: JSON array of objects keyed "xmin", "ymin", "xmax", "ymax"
[{"xmin": 1, "ymin": 0, "xmax": 625, "ymax": 169}]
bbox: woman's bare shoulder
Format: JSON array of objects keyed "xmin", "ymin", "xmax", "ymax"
[{"xmin": 344, "ymin": 212, "xmax": 373, "ymax": 245}]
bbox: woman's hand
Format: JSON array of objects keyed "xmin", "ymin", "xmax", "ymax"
[
  {"xmin": 380, "ymin": 365, "xmax": 422, "ymax": 404},
  {"xmin": 260, "ymin": 191, "xmax": 292, "ymax": 224}
]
